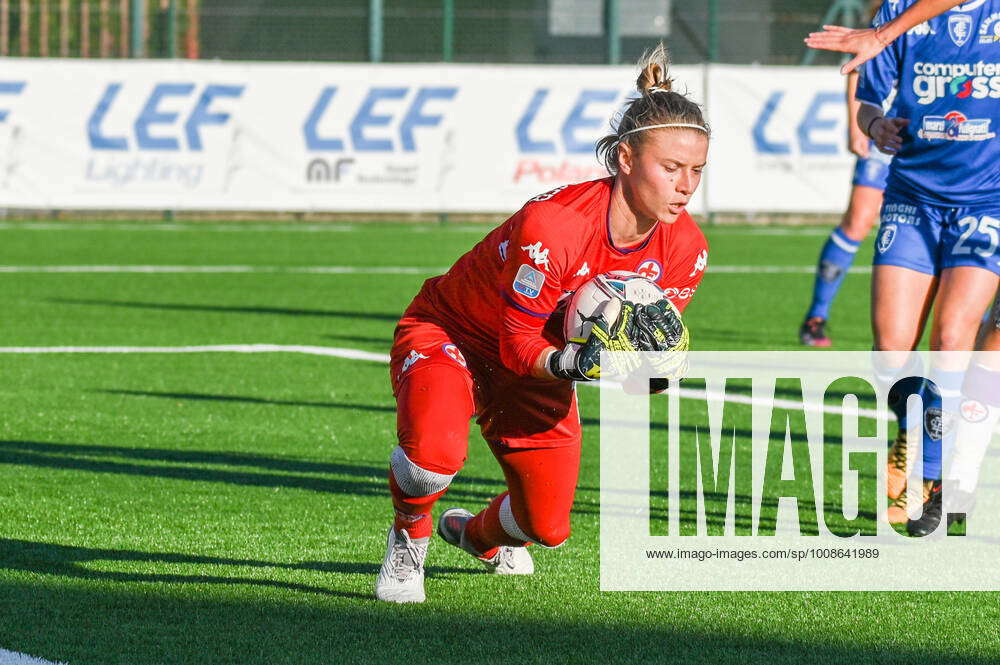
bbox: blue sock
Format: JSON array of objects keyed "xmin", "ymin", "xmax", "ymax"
[
  {"xmin": 872, "ymin": 352, "xmax": 924, "ymax": 431},
  {"xmin": 807, "ymin": 228, "xmax": 861, "ymax": 320},
  {"xmin": 920, "ymin": 368, "xmax": 964, "ymax": 481},
  {"xmin": 890, "ymin": 376, "xmax": 925, "ymax": 431}
]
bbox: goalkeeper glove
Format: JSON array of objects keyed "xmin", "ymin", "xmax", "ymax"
[
  {"xmin": 634, "ymin": 299, "xmax": 690, "ymax": 390},
  {"xmin": 548, "ymin": 299, "xmax": 642, "ymax": 381}
]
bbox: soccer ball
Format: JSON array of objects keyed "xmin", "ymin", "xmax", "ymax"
[{"xmin": 563, "ymin": 271, "xmax": 666, "ymax": 344}]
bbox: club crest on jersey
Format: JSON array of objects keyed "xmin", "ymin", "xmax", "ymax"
[
  {"xmin": 960, "ymin": 399, "xmax": 989, "ymax": 423},
  {"xmin": 513, "ymin": 263, "xmax": 545, "ymax": 298},
  {"xmin": 441, "ymin": 343, "xmax": 467, "ymax": 367},
  {"xmin": 636, "ymin": 259, "xmax": 662, "ymax": 281},
  {"xmin": 401, "ymin": 349, "xmax": 429, "ymax": 373},
  {"xmin": 949, "ymin": 13, "xmax": 973, "ymax": 46},
  {"xmin": 498, "ymin": 239, "xmax": 510, "ymax": 262},
  {"xmin": 877, "ymin": 224, "xmax": 898, "ymax": 254},
  {"xmin": 520, "ymin": 241, "xmax": 551, "ymax": 271}
]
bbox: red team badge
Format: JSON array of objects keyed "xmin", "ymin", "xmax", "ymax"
[
  {"xmin": 442, "ymin": 343, "xmax": 467, "ymax": 367},
  {"xmin": 960, "ymin": 399, "xmax": 989, "ymax": 423},
  {"xmin": 636, "ymin": 259, "xmax": 663, "ymax": 281}
]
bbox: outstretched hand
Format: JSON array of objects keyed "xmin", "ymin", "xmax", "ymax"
[{"xmin": 804, "ymin": 25, "xmax": 889, "ymax": 74}]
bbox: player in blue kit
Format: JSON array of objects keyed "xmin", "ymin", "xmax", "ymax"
[
  {"xmin": 801, "ymin": 2, "xmax": 890, "ymax": 347},
  {"xmin": 856, "ymin": 0, "xmax": 1000, "ymax": 535}
]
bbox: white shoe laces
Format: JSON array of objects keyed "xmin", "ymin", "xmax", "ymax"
[
  {"xmin": 493, "ymin": 546, "xmax": 516, "ymax": 570},
  {"xmin": 391, "ymin": 531, "xmax": 426, "ymax": 582}
]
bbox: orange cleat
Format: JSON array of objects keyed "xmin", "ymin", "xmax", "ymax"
[{"xmin": 886, "ymin": 430, "xmax": 913, "ymax": 500}]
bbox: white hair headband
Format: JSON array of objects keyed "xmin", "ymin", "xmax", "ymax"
[{"xmin": 618, "ymin": 122, "xmax": 708, "ymax": 139}]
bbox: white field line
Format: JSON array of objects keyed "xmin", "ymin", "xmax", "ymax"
[
  {"xmin": 0, "ymin": 223, "xmax": 487, "ymax": 233},
  {"xmin": 0, "ymin": 222, "xmax": 354, "ymax": 232},
  {"xmin": 730, "ymin": 228, "xmax": 830, "ymax": 236},
  {"xmin": 0, "ymin": 265, "xmax": 849, "ymax": 275},
  {"xmin": 0, "ymin": 344, "xmax": 888, "ymax": 421},
  {"xmin": 0, "ymin": 223, "xmax": 832, "ymax": 236},
  {"xmin": 0, "ymin": 344, "xmax": 390, "ymax": 363},
  {"xmin": 0, "ymin": 649, "xmax": 67, "ymax": 665}
]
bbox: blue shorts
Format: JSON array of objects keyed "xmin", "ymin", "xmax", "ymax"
[
  {"xmin": 851, "ymin": 142, "xmax": 891, "ymax": 190},
  {"xmin": 873, "ymin": 195, "xmax": 1000, "ymax": 276}
]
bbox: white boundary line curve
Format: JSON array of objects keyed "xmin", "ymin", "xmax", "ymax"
[
  {"xmin": 0, "ymin": 344, "xmax": 885, "ymax": 420},
  {"xmin": 0, "ymin": 648, "xmax": 67, "ymax": 665}
]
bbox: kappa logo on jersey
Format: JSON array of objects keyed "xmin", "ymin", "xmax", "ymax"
[
  {"xmin": 877, "ymin": 224, "xmax": 898, "ymax": 254},
  {"xmin": 498, "ymin": 239, "xmax": 510, "ymax": 262},
  {"xmin": 513, "ymin": 263, "xmax": 546, "ymax": 298},
  {"xmin": 960, "ymin": 398, "xmax": 989, "ymax": 423},
  {"xmin": 529, "ymin": 185, "xmax": 568, "ymax": 202},
  {"xmin": 912, "ymin": 61, "xmax": 1000, "ymax": 104},
  {"xmin": 980, "ymin": 12, "xmax": 1000, "ymax": 43},
  {"xmin": 441, "ymin": 343, "xmax": 467, "ymax": 367},
  {"xmin": 689, "ymin": 249, "xmax": 708, "ymax": 277},
  {"xmin": 401, "ymin": 349, "xmax": 430, "ymax": 373},
  {"xmin": 919, "ymin": 111, "xmax": 996, "ymax": 141},
  {"xmin": 574, "ymin": 262, "xmax": 590, "ymax": 277},
  {"xmin": 949, "ymin": 13, "xmax": 974, "ymax": 46},
  {"xmin": 636, "ymin": 259, "xmax": 662, "ymax": 281},
  {"xmin": 908, "ymin": 21, "xmax": 935, "ymax": 36},
  {"xmin": 520, "ymin": 241, "xmax": 551, "ymax": 270}
]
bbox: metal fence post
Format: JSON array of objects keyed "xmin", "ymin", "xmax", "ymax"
[
  {"xmin": 442, "ymin": 0, "xmax": 454, "ymax": 62},
  {"xmin": 1, "ymin": 0, "xmax": 9, "ymax": 56},
  {"xmin": 369, "ymin": 0, "xmax": 383, "ymax": 63},
  {"xmin": 131, "ymin": 0, "xmax": 144, "ymax": 57},
  {"xmin": 707, "ymin": 0, "xmax": 719, "ymax": 63},
  {"xmin": 606, "ymin": 0, "xmax": 620, "ymax": 65},
  {"xmin": 168, "ymin": 0, "xmax": 177, "ymax": 57},
  {"xmin": 19, "ymin": 0, "xmax": 29, "ymax": 56},
  {"xmin": 706, "ymin": 1, "xmax": 719, "ymax": 225}
]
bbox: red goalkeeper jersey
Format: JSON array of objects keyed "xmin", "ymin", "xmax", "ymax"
[{"xmin": 407, "ymin": 177, "xmax": 709, "ymax": 376}]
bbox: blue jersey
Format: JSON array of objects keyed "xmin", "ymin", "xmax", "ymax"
[{"xmin": 856, "ymin": 0, "xmax": 1000, "ymax": 206}]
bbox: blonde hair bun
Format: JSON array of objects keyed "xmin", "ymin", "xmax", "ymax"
[{"xmin": 635, "ymin": 42, "xmax": 674, "ymax": 94}]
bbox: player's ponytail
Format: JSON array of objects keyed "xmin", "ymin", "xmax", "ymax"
[
  {"xmin": 597, "ymin": 42, "xmax": 709, "ymax": 176},
  {"xmin": 635, "ymin": 42, "xmax": 673, "ymax": 94}
]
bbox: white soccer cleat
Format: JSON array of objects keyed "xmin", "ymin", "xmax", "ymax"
[
  {"xmin": 375, "ymin": 526, "xmax": 429, "ymax": 603},
  {"xmin": 437, "ymin": 507, "xmax": 534, "ymax": 575}
]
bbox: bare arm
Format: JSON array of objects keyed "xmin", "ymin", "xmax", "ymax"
[
  {"xmin": 531, "ymin": 346, "xmax": 558, "ymax": 379},
  {"xmin": 846, "ymin": 72, "xmax": 869, "ymax": 158},
  {"xmin": 805, "ymin": 0, "xmax": 968, "ymax": 74}
]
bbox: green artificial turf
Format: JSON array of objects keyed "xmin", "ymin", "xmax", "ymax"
[{"xmin": 0, "ymin": 220, "xmax": 995, "ymax": 665}]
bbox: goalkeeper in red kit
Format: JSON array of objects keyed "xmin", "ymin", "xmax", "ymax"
[{"xmin": 376, "ymin": 45, "xmax": 711, "ymax": 603}]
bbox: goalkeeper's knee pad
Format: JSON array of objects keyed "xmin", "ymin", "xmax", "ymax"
[
  {"xmin": 499, "ymin": 494, "xmax": 570, "ymax": 548},
  {"xmin": 390, "ymin": 445, "xmax": 457, "ymax": 497}
]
